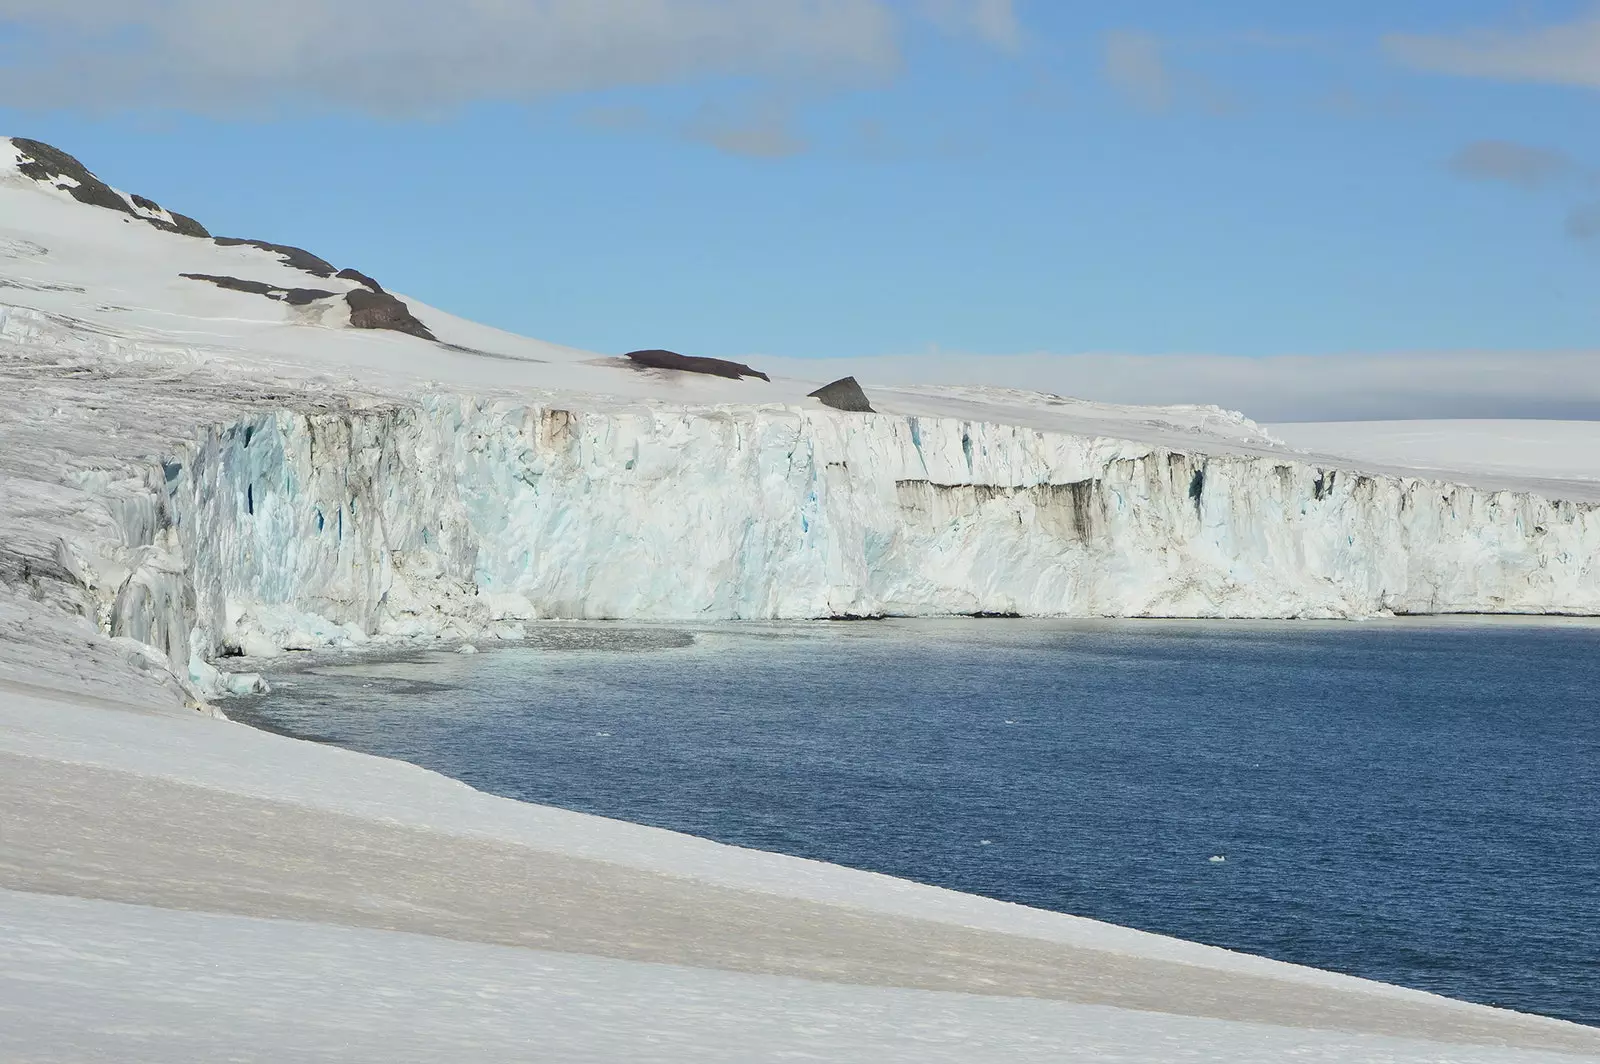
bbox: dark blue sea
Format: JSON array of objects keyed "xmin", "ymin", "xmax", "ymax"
[{"xmin": 232, "ymin": 619, "xmax": 1600, "ymax": 1027}]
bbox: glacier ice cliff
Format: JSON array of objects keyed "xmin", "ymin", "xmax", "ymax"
[{"xmin": 5, "ymin": 340, "xmax": 1600, "ymax": 703}]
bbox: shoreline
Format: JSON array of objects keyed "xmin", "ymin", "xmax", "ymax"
[
  {"xmin": 216, "ymin": 624, "xmax": 1600, "ymax": 1030},
  {"xmin": 5, "ymin": 674, "xmax": 1599, "ymax": 1060}
]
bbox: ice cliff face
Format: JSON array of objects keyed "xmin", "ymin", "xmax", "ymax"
[
  {"xmin": 82, "ymin": 395, "xmax": 1589, "ymax": 688},
  {"xmin": 6, "ymin": 319, "xmax": 1599, "ymax": 705}
]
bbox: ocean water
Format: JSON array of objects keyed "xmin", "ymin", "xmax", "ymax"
[{"xmin": 232, "ymin": 619, "xmax": 1600, "ymax": 1026}]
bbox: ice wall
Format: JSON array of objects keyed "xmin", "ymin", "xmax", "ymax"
[{"xmin": 93, "ymin": 394, "xmax": 1597, "ymax": 682}]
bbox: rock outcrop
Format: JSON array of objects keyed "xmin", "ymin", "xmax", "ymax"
[
  {"xmin": 179, "ymin": 273, "xmax": 337, "ymax": 306},
  {"xmin": 12, "ymin": 138, "xmax": 209, "ymax": 238},
  {"xmin": 809, "ymin": 377, "xmax": 875, "ymax": 413},
  {"xmin": 346, "ymin": 287, "xmax": 437, "ymax": 341},
  {"xmin": 625, "ymin": 349, "xmax": 770, "ymax": 382},
  {"xmin": 213, "ymin": 238, "xmax": 337, "ymax": 278},
  {"xmin": 10, "ymin": 138, "xmax": 434, "ymax": 344}
]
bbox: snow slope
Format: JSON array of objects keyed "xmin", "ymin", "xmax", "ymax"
[
  {"xmin": 3, "ymin": 138, "xmax": 1599, "ymax": 1061},
  {"xmin": 1271, "ymin": 421, "xmax": 1600, "ymax": 489}
]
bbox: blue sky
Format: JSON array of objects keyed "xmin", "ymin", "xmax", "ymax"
[{"xmin": 1, "ymin": 0, "xmax": 1596, "ymax": 362}]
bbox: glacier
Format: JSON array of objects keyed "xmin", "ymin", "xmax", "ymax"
[
  {"xmin": 181, "ymin": 396, "xmax": 1600, "ymax": 643},
  {"xmin": 16, "ymin": 359, "xmax": 1600, "ymax": 704},
  {"xmin": 2, "ymin": 132, "xmax": 1599, "ymax": 705}
]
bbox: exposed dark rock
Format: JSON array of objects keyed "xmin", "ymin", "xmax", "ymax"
[
  {"xmin": 166, "ymin": 212, "xmax": 211, "ymax": 239},
  {"xmin": 214, "ymin": 237, "xmax": 337, "ymax": 278},
  {"xmin": 346, "ymin": 287, "xmax": 436, "ymax": 341},
  {"xmin": 809, "ymin": 376, "xmax": 874, "ymax": 413},
  {"xmin": 335, "ymin": 268, "xmax": 384, "ymax": 292},
  {"xmin": 624, "ymin": 349, "xmax": 770, "ymax": 382},
  {"xmin": 180, "ymin": 273, "xmax": 336, "ymax": 306},
  {"xmin": 13, "ymin": 138, "xmax": 135, "ymax": 217},
  {"xmin": 12, "ymin": 138, "xmax": 210, "ymax": 238},
  {"xmin": 283, "ymin": 288, "xmax": 339, "ymax": 307},
  {"xmin": 180, "ymin": 273, "xmax": 271, "ymax": 297},
  {"xmin": 132, "ymin": 194, "xmax": 211, "ymax": 238}
]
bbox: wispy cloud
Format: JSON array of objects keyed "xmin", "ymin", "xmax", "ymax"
[
  {"xmin": 1103, "ymin": 31, "xmax": 1173, "ymax": 111},
  {"xmin": 0, "ymin": 0, "xmax": 1019, "ymax": 115},
  {"xmin": 1101, "ymin": 29, "xmax": 1241, "ymax": 114},
  {"xmin": 1567, "ymin": 202, "xmax": 1600, "ymax": 241},
  {"xmin": 1449, "ymin": 141, "xmax": 1583, "ymax": 188},
  {"xmin": 685, "ymin": 98, "xmax": 809, "ymax": 159},
  {"xmin": 917, "ymin": 0, "xmax": 1021, "ymax": 51},
  {"xmin": 577, "ymin": 104, "xmax": 656, "ymax": 133},
  {"xmin": 1446, "ymin": 139, "xmax": 1599, "ymax": 242},
  {"xmin": 1386, "ymin": 10, "xmax": 1600, "ymax": 88}
]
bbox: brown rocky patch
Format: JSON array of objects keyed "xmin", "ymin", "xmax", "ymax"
[
  {"xmin": 624, "ymin": 349, "xmax": 770, "ymax": 382},
  {"xmin": 346, "ymin": 287, "xmax": 436, "ymax": 341},
  {"xmin": 808, "ymin": 376, "xmax": 875, "ymax": 412},
  {"xmin": 179, "ymin": 273, "xmax": 336, "ymax": 306},
  {"xmin": 213, "ymin": 238, "xmax": 337, "ymax": 278}
]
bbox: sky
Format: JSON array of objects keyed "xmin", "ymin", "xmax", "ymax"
[{"xmin": 0, "ymin": 0, "xmax": 1596, "ymax": 366}]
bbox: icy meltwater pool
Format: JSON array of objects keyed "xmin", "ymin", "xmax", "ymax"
[{"xmin": 232, "ymin": 620, "xmax": 1600, "ymax": 1027}]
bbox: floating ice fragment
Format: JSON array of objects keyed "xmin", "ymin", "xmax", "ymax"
[
  {"xmin": 1209, "ymin": 855, "xmax": 1227, "ymax": 863},
  {"xmin": 457, "ymin": 644, "xmax": 479, "ymax": 655}
]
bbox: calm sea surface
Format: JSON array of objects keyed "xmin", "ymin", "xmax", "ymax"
[{"xmin": 231, "ymin": 619, "xmax": 1600, "ymax": 1026}]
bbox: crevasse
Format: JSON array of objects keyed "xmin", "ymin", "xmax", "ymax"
[{"xmin": 83, "ymin": 393, "xmax": 1600, "ymax": 694}]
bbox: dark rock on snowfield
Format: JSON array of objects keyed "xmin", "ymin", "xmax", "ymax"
[
  {"xmin": 809, "ymin": 376, "xmax": 875, "ymax": 413},
  {"xmin": 213, "ymin": 238, "xmax": 338, "ymax": 278},
  {"xmin": 335, "ymin": 268, "xmax": 384, "ymax": 292},
  {"xmin": 346, "ymin": 287, "xmax": 437, "ymax": 341},
  {"xmin": 625, "ymin": 349, "xmax": 770, "ymax": 382},
  {"xmin": 14, "ymin": 138, "xmax": 137, "ymax": 217},
  {"xmin": 161, "ymin": 211, "xmax": 211, "ymax": 239},
  {"xmin": 130, "ymin": 193, "xmax": 211, "ymax": 238},
  {"xmin": 12, "ymin": 138, "xmax": 210, "ymax": 237},
  {"xmin": 179, "ymin": 273, "xmax": 336, "ymax": 306}
]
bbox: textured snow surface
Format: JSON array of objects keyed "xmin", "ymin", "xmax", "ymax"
[
  {"xmin": 4, "ymin": 138, "xmax": 1600, "ymax": 1061},
  {"xmin": 4, "ymin": 891, "xmax": 1595, "ymax": 1064},
  {"xmin": 1271, "ymin": 421, "xmax": 1600, "ymax": 488}
]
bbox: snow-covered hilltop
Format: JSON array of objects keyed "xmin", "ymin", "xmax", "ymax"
[{"xmin": 3, "ymin": 136, "xmax": 1600, "ymax": 705}]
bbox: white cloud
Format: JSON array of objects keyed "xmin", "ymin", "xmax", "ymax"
[
  {"xmin": 0, "ymin": 0, "xmax": 1018, "ymax": 114},
  {"xmin": 1385, "ymin": 10, "xmax": 1600, "ymax": 88}
]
